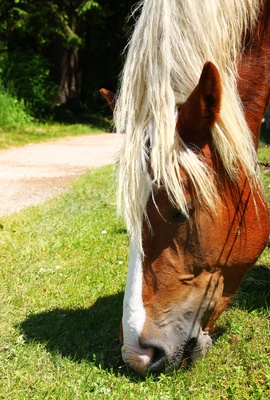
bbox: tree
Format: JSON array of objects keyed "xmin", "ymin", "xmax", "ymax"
[{"xmin": 0, "ymin": 0, "xmax": 136, "ymax": 117}]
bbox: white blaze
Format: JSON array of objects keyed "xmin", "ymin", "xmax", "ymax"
[
  {"xmin": 120, "ymin": 151, "xmax": 153, "ymax": 372},
  {"xmin": 121, "ymin": 239, "xmax": 154, "ymax": 372},
  {"xmin": 122, "ymin": 239, "xmax": 145, "ymax": 349}
]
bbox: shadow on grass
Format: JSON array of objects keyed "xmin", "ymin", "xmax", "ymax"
[
  {"xmin": 231, "ymin": 264, "xmax": 270, "ymax": 311},
  {"xmin": 260, "ymin": 121, "xmax": 270, "ymax": 144},
  {"xmin": 20, "ymin": 292, "xmax": 126, "ymax": 375},
  {"xmin": 19, "ymin": 266, "xmax": 269, "ymax": 378},
  {"xmin": 53, "ymin": 109, "xmax": 113, "ymax": 132}
]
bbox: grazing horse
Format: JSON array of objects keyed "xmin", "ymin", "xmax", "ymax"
[{"xmin": 102, "ymin": 0, "xmax": 270, "ymax": 374}]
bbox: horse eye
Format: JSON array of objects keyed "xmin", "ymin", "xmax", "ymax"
[{"xmin": 172, "ymin": 210, "xmax": 188, "ymax": 224}]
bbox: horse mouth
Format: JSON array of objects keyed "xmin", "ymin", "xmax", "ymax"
[
  {"xmin": 147, "ymin": 333, "xmax": 212, "ymax": 374},
  {"xmin": 181, "ymin": 337, "xmax": 203, "ymax": 366},
  {"xmin": 147, "ymin": 347, "xmax": 167, "ymax": 374}
]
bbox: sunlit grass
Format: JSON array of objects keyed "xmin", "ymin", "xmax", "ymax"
[
  {"xmin": 0, "ymin": 122, "xmax": 110, "ymax": 150},
  {"xmin": 0, "ymin": 158, "xmax": 269, "ymax": 399}
]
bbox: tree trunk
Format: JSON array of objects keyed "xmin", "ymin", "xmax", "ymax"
[{"xmin": 48, "ymin": 40, "xmax": 81, "ymax": 112}]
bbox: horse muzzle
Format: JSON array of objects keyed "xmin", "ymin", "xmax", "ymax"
[{"xmin": 122, "ymin": 329, "xmax": 212, "ymax": 374}]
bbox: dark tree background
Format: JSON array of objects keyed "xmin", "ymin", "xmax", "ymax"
[{"xmin": 0, "ymin": 0, "xmax": 136, "ymax": 119}]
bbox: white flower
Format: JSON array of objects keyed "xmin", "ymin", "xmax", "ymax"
[{"xmin": 101, "ymin": 230, "xmax": 107, "ymax": 234}]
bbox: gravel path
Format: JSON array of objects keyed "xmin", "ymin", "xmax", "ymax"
[{"xmin": 0, "ymin": 133, "xmax": 124, "ymax": 217}]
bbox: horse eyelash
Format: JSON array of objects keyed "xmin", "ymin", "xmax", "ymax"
[{"xmin": 179, "ymin": 274, "xmax": 195, "ymax": 282}]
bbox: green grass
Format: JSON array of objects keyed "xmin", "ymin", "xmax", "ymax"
[
  {"xmin": 0, "ymin": 157, "xmax": 269, "ymax": 399},
  {"xmin": 0, "ymin": 121, "xmax": 111, "ymax": 150},
  {"xmin": 0, "ymin": 87, "xmax": 33, "ymax": 129}
]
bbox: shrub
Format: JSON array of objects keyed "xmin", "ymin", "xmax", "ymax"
[
  {"xmin": 0, "ymin": 86, "xmax": 33, "ymax": 128},
  {"xmin": 1, "ymin": 51, "xmax": 58, "ymax": 119}
]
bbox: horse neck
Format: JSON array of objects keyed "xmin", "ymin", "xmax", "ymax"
[{"xmin": 237, "ymin": 0, "xmax": 270, "ymax": 147}]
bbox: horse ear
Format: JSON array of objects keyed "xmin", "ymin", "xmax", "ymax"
[
  {"xmin": 177, "ymin": 62, "xmax": 222, "ymax": 144},
  {"xmin": 99, "ymin": 88, "xmax": 116, "ymax": 111}
]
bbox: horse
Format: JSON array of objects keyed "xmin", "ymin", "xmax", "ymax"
[{"xmin": 101, "ymin": 0, "xmax": 270, "ymax": 374}]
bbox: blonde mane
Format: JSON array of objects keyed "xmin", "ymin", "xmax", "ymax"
[{"xmin": 114, "ymin": 0, "xmax": 262, "ymax": 249}]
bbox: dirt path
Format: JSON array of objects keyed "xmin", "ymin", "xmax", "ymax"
[{"xmin": 0, "ymin": 133, "xmax": 124, "ymax": 217}]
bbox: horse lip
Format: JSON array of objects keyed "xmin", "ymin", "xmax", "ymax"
[
  {"xmin": 140, "ymin": 330, "xmax": 212, "ymax": 374},
  {"xmin": 139, "ymin": 339, "xmax": 169, "ymax": 374},
  {"xmin": 146, "ymin": 332, "xmax": 212, "ymax": 374},
  {"xmin": 147, "ymin": 347, "xmax": 167, "ymax": 374}
]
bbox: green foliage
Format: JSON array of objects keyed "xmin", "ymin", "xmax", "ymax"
[
  {"xmin": 0, "ymin": 164, "xmax": 269, "ymax": 398},
  {"xmin": 258, "ymin": 146, "xmax": 270, "ymax": 206},
  {"xmin": 260, "ymin": 120, "xmax": 270, "ymax": 144},
  {"xmin": 0, "ymin": 86, "xmax": 32, "ymax": 128},
  {"xmin": 1, "ymin": 51, "xmax": 59, "ymax": 119},
  {"xmin": 77, "ymin": 0, "xmax": 100, "ymax": 16},
  {"xmin": 0, "ymin": 0, "xmax": 136, "ymax": 117}
]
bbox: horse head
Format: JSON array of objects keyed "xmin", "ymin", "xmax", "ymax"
[
  {"xmin": 116, "ymin": 62, "xmax": 269, "ymax": 374},
  {"xmin": 101, "ymin": 62, "xmax": 269, "ymax": 374}
]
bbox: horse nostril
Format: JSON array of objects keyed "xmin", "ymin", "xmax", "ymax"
[{"xmin": 148, "ymin": 346, "xmax": 167, "ymax": 374}]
